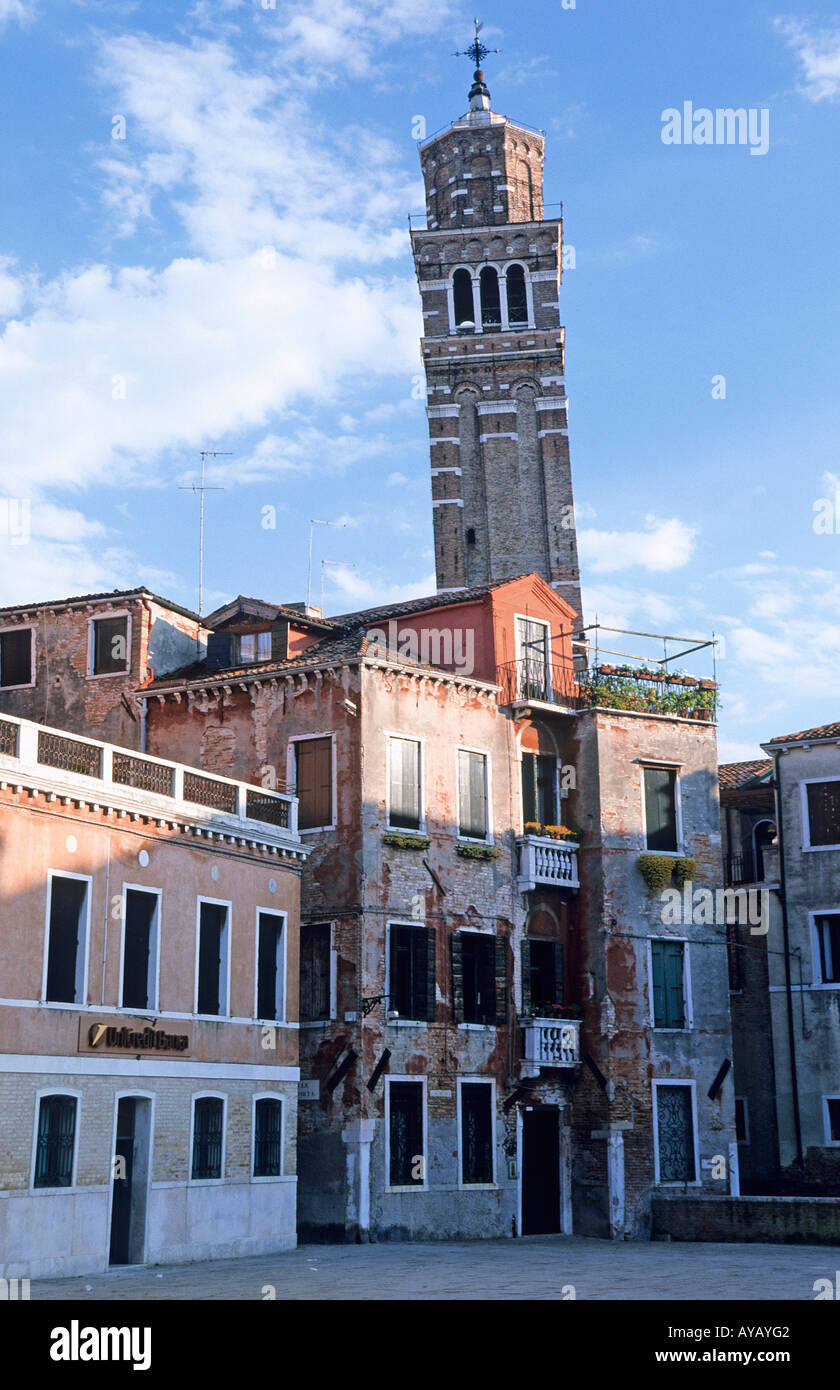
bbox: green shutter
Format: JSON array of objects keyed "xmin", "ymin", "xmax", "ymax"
[
  {"xmin": 451, "ymin": 932, "xmax": 464, "ymax": 1023},
  {"xmin": 665, "ymin": 941, "xmax": 685, "ymax": 1028},
  {"xmin": 423, "ymin": 926, "xmax": 437, "ymax": 1022},
  {"xmin": 651, "ymin": 940, "xmax": 666, "ymax": 1027},
  {"xmin": 521, "ymin": 939, "xmax": 532, "ymax": 1014},
  {"xmin": 390, "ymin": 739, "xmax": 420, "ymax": 830},
  {"xmin": 644, "ymin": 767, "xmax": 678, "ymax": 852},
  {"xmin": 494, "ymin": 935, "xmax": 508, "ymax": 1026},
  {"xmin": 522, "ymin": 754, "xmax": 537, "ymax": 825}
]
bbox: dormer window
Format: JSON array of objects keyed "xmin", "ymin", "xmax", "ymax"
[{"xmin": 235, "ymin": 631, "xmax": 272, "ymax": 664}]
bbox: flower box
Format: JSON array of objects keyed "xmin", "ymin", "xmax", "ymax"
[
  {"xmin": 456, "ymin": 843, "xmax": 501, "ymax": 862},
  {"xmin": 382, "ymin": 832, "xmax": 430, "ymax": 851}
]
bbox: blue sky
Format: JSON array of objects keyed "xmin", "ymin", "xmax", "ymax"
[{"xmin": 1, "ymin": 0, "xmax": 840, "ymax": 760}]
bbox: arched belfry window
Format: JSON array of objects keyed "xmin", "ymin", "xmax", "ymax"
[
  {"xmin": 506, "ymin": 265, "xmax": 528, "ymax": 325},
  {"xmin": 479, "ymin": 266, "xmax": 501, "ymax": 328},
  {"xmin": 453, "ymin": 269, "xmax": 474, "ymax": 327}
]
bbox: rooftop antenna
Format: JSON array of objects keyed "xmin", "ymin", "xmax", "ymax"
[
  {"xmin": 307, "ymin": 519, "xmax": 346, "ymax": 610},
  {"xmin": 179, "ymin": 450, "xmax": 229, "ymax": 619},
  {"xmin": 321, "ymin": 559, "xmax": 358, "ymax": 611}
]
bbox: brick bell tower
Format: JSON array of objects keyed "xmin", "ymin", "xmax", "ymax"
[{"xmin": 411, "ymin": 34, "xmax": 583, "ymax": 627}]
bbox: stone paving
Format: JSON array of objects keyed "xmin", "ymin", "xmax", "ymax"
[{"xmin": 29, "ymin": 1236, "xmax": 838, "ymax": 1301}]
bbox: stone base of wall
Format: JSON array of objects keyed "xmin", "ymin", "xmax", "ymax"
[{"xmin": 652, "ymin": 1194, "xmax": 840, "ymax": 1245}]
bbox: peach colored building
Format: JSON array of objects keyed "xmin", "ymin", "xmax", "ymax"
[{"xmin": 0, "ymin": 713, "xmax": 306, "ymax": 1278}]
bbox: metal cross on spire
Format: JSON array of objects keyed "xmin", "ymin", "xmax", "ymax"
[{"xmin": 453, "ymin": 18, "xmax": 500, "ymax": 72}]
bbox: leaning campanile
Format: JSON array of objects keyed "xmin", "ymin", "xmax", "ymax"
[{"xmin": 411, "ymin": 35, "xmax": 583, "ymax": 627}]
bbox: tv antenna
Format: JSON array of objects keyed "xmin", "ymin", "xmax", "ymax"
[
  {"xmin": 179, "ymin": 450, "xmax": 229, "ymax": 619},
  {"xmin": 307, "ymin": 519, "xmax": 347, "ymax": 610}
]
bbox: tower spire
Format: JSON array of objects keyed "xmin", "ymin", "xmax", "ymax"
[{"xmin": 454, "ymin": 19, "xmax": 500, "ymax": 110}]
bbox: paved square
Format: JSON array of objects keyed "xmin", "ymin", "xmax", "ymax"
[{"xmin": 28, "ymin": 1236, "xmax": 837, "ymax": 1301}]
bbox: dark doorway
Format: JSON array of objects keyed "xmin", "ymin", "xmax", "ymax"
[
  {"xmin": 109, "ymin": 1097, "xmax": 151, "ymax": 1265},
  {"xmin": 522, "ymin": 1107, "xmax": 561, "ymax": 1235}
]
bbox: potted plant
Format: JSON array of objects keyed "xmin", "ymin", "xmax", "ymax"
[
  {"xmin": 523, "ymin": 821, "xmax": 543, "ymax": 837},
  {"xmin": 699, "ymin": 678, "xmax": 718, "ymax": 691}
]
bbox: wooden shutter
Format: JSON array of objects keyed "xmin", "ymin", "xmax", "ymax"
[
  {"xmin": 420, "ymin": 926, "xmax": 437, "ymax": 1022},
  {"xmin": 494, "ymin": 935, "xmax": 508, "ymax": 1026},
  {"xmin": 665, "ymin": 942, "xmax": 685, "ymax": 1028},
  {"xmin": 296, "ymin": 737, "xmax": 332, "ymax": 829},
  {"xmin": 300, "ymin": 923, "xmax": 330, "ymax": 1020},
  {"xmin": 521, "ymin": 939, "xmax": 532, "ymax": 1014},
  {"xmin": 206, "ymin": 632, "xmax": 232, "ymax": 672},
  {"xmin": 451, "ymin": 932, "xmax": 464, "ymax": 1023},
  {"xmin": 551, "ymin": 940, "xmax": 564, "ymax": 1008},
  {"xmin": 390, "ymin": 739, "xmax": 420, "ymax": 830},
  {"xmin": 459, "ymin": 750, "xmax": 487, "ymax": 838},
  {"xmin": 270, "ymin": 624, "xmax": 289, "ymax": 661},
  {"xmin": 650, "ymin": 940, "xmax": 666, "ymax": 1026}
]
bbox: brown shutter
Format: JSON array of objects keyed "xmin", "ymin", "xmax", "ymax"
[
  {"xmin": 521, "ymin": 939, "xmax": 532, "ymax": 1015},
  {"xmin": 296, "ymin": 737, "xmax": 332, "ymax": 830},
  {"xmin": 270, "ymin": 624, "xmax": 289, "ymax": 661},
  {"xmin": 451, "ymin": 932, "xmax": 464, "ymax": 1023},
  {"xmin": 494, "ymin": 935, "xmax": 508, "ymax": 1026}
]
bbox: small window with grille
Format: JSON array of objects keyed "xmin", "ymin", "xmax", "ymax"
[
  {"xmin": 253, "ymin": 1097, "xmax": 284, "ymax": 1177},
  {"xmin": 33, "ymin": 1094, "xmax": 77, "ymax": 1189},
  {"xmin": 191, "ymin": 1096, "xmax": 224, "ymax": 1180}
]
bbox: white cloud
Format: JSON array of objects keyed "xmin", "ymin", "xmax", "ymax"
[
  {"xmin": 0, "ymin": 0, "xmax": 33, "ymax": 28},
  {"xmin": 273, "ymin": 0, "xmax": 460, "ymax": 82},
  {"xmin": 717, "ymin": 738, "xmax": 768, "ymax": 764},
  {"xmin": 775, "ymin": 16, "xmax": 840, "ymax": 102},
  {"xmin": 326, "ymin": 565, "xmax": 437, "ymax": 613},
  {"xmin": 579, "ymin": 515, "xmax": 696, "ymax": 574}
]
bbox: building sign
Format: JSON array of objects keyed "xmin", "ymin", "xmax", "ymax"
[
  {"xmin": 298, "ymin": 1079, "xmax": 319, "ymax": 1100},
  {"xmin": 79, "ymin": 1019, "xmax": 189, "ymax": 1054}
]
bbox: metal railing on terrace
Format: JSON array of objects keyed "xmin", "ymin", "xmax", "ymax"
[{"xmin": 0, "ymin": 714, "xmax": 297, "ymax": 837}]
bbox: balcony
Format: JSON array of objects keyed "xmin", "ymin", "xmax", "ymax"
[
  {"xmin": 519, "ymin": 1016, "xmax": 581, "ymax": 1078},
  {"xmin": 517, "ymin": 834, "xmax": 579, "ymax": 893}
]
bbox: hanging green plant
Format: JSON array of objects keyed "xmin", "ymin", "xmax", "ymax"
[
  {"xmin": 673, "ymin": 857, "xmax": 696, "ymax": 890},
  {"xmin": 637, "ymin": 853, "xmax": 676, "ymax": 894}
]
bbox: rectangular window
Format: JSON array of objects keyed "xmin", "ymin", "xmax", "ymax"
[
  {"xmin": 735, "ymin": 1097, "xmax": 749, "ymax": 1145},
  {"xmin": 461, "ymin": 933, "xmax": 496, "ymax": 1025},
  {"xmin": 461, "ymin": 1083, "xmax": 493, "ymax": 1185},
  {"xmin": 523, "ymin": 938, "xmax": 564, "ymax": 1013},
  {"xmin": 516, "ymin": 617, "xmax": 549, "ymax": 701},
  {"xmin": 300, "ymin": 922, "xmax": 331, "ymax": 1022},
  {"xmin": 253, "ymin": 1097, "xmax": 283, "ymax": 1177},
  {"xmin": 0, "ymin": 628, "xmax": 32, "ymax": 687},
  {"xmin": 644, "ymin": 766, "xmax": 678, "ymax": 852},
  {"xmin": 806, "ymin": 781, "xmax": 840, "ymax": 848},
  {"xmin": 389, "ymin": 923, "xmax": 436, "ymax": 1022},
  {"xmin": 236, "ymin": 631, "xmax": 272, "ymax": 664},
  {"xmin": 295, "ymin": 736, "xmax": 333, "ymax": 830},
  {"xmin": 815, "ymin": 914, "xmax": 840, "ymax": 984},
  {"xmin": 389, "ymin": 738, "xmax": 421, "ymax": 830},
  {"xmin": 458, "ymin": 749, "xmax": 488, "ymax": 840},
  {"xmin": 45, "ymin": 875, "xmax": 89, "ymax": 1004},
  {"xmin": 92, "ymin": 615, "xmax": 129, "ymax": 675},
  {"xmin": 191, "ymin": 1097, "xmax": 224, "ymax": 1180},
  {"xmin": 650, "ymin": 939, "xmax": 686, "ymax": 1029},
  {"xmin": 33, "ymin": 1095, "xmax": 77, "ymax": 1188},
  {"xmin": 826, "ymin": 1097, "xmax": 840, "ymax": 1144},
  {"xmin": 121, "ymin": 888, "xmax": 158, "ymax": 1011},
  {"xmin": 388, "ymin": 1081, "xmax": 424, "ymax": 1187},
  {"xmin": 654, "ymin": 1084, "xmax": 696, "ymax": 1183},
  {"xmin": 196, "ymin": 901, "xmax": 229, "ymax": 1016},
  {"xmin": 521, "ymin": 752, "xmax": 557, "ymax": 828},
  {"xmin": 256, "ymin": 911, "xmax": 284, "ymax": 1021}
]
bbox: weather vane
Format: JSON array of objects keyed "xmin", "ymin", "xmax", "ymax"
[{"xmin": 454, "ymin": 18, "xmax": 500, "ymax": 71}]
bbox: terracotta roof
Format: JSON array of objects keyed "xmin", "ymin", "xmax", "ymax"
[
  {"xmin": 765, "ymin": 722, "xmax": 840, "ymax": 746},
  {"xmin": 203, "ymin": 594, "xmax": 338, "ymax": 631},
  {"xmin": 0, "ymin": 587, "xmax": 203, "ymax": 624},
  {"xmin": 718, "ymin": 759, "xmax": 773, "ymax": 790},
  {"xmin": 144, "ymin": 629, "xmax": 370, "ymax": 689},
  {"xmin": 331, "ymin": 575, "xmax": 567, "ymax": 628}
]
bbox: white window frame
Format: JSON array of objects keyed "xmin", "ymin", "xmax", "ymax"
[
  {"xmin": 384, "ymin": 1075, "xmax": 428, "ymax": 1192},
  {"xmin": 188, "ymin": 1092, "xmax": 227, "ymax": 1184},
  {"xmin": 734, "ymin": 1096, "xmax": 750, "ymax": 1146},
  {"xmin": 646, "ymin": 936, "xmax": 693, "ymax": 1032},
  {"xmin": 286, "ymin": 731, "xmax": 337, "ymax": 834},
  {"xmin": 801, "ymin": 776, "xmax": 840, "ymax": 852},
  {"xmin": 118, "ymin": 883, "xmax": 161, "ymax": 1013},
  {"xmin": 455, "ymin": 744, "xmax": 493, "ymax": 844},
  {"xmin": 809, "ymin": 908, "xmax": 840, "ymax": 987},
  {"xmin": 514, "ymin": 611, "xmax": 551, "ymax": 703},
  {"xmin": 457, "ymin": 927, "xmax": 498, "ymax": 1031},
  {"xmin": 299, "ymin": 920, "xmax": 337, "ymax": 1027},
  {"xmin": 640, "ymin": 762, "xmax": 683, "ymax": 856},
  {"xmin": 0, "ymin": 623, "xmax": 35, "ymax": 690},
  {"xmin": 823, "ymin": 1094, "xmax": 840, "ymax": 1146},
  {"xmin": 194, "ymin": 897, "xmax": 232, "ymax": 1019},
  {"xmin": 87, "ymin": 609, "xmax": 132, "ymax": 680},
  {"xmin": 457, "ymin": 1077, "xmax": 497, "ymax": 1189},
  {"xmin": 385, "ymin": 733, "xmax": 425, "ymax": 834},
  {"xmin": 251, "ymin": 1092, "xmax": 285, "ymax": 1181},
  {"xmin": 254, "ymin": 907, "xmax": 287, "ymax": 1024},
  {"xmin": 501, "ymin": 260, "xmax": 535, "ymax": 329},
  {"xmin": 42, "ymin": 870, "xmax": 92, "ymax": 1007},
  {"xmin": 651, "ymin": 1079, "xmax": 700, "ymax": 1187},
  {"xmin": 30, "ymin": 1088, "xmax": 82, "ymax": 1192},
  {"xmin": 385, "ymin": 919, "xmax": 429, "ymax": 1028}
]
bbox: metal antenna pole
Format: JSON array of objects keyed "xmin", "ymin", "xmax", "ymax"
[
  {"xmin": 307, "ymin": 519, "xmax": 346, "ymax": 610},
  {"xmin": 179, "ymin": 450, "xmax": 228, "ymax": 618}
]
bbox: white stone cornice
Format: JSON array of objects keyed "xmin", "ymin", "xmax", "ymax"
[
  {"xmin": 535, "ymin": 396, "xmax": 569, "ymax": 410},
  {"xmin": 426, "ymin": 404, "xmax": 460, "ymax": 418},
  {"xmin": 476, "ymin": 401, "xmax": 518, "ymax": 414}
]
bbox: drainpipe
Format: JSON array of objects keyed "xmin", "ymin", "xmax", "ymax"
[{"xmin": 771, "ymin": 748, "xmax": 804, "ymax": 1171}]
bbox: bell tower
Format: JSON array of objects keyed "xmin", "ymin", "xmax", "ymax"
[{"xmin": 411, "ymin": 30, "xmax": 583, "ymax": 627}]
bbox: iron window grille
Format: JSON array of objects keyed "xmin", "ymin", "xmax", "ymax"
[
  {"xmin": 253, "ymin": 1098, "xmax": 283, "ymax": 1177},
  {"xmin": 34, "ymin": 1095, "xmax": 76, "ymax": 1188},
  {"xmin": 192, "ymin": 1097, "xmax": 224, "ymax": 1180}
]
